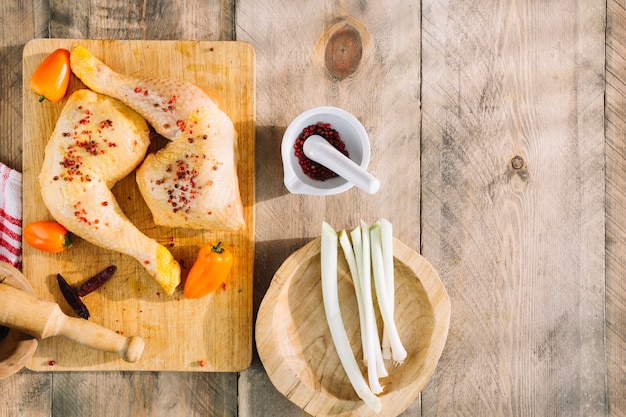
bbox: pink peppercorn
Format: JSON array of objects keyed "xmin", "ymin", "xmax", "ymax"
[{"xmin": 293, "ymin": 122, "xmax": 349, "ymax": 181}]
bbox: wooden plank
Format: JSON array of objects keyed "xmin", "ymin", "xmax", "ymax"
[
  {"xmin": 606, "ymin": 1, "xmax": 626, "ymax": 416},
  {"xmin": 49, "ymin": 0, "xmax": 234, "ymax": 41},
  {"xmin": 420, "ymin": 1, "xmax": 607, "ymax": 416},
  {"xmin": 0, "ymin": 1, "xmax": 52, "ymax": 416},
  {"xmin": 235, "ymin": 1, "xmax": 422, "ymax": 416},
  {"xmin": 0, "ymin": 0, "xmax": 45, "ymax": 172},
  {"xmin": 51, "ymin": 372, "xmax": 237, "ymax": 417}
]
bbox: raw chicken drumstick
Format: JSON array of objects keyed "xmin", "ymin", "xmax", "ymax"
[
  {"xmin": 70, "ymin": 45, "xmax": 245, "ymax": 231},
  {"xmin": 39, "ymin": 89, "xmax": 181, "ymax": 295}
]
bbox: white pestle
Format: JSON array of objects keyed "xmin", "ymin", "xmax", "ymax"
[{"xmin": 303, "ymin": 135, "xmax": 380, "ymax": 195}]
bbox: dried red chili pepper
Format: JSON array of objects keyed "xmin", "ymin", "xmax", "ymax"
[
  {"xmin": 57, "ymin": 273, "xmax": 90, "ymax": 320},
  {"xmin": 76, "ymin": 265, "xmax": 117, "ymax": 297}
]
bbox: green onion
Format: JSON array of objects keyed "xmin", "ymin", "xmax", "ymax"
[
  {"xmin": 321, "ymin": 222, "xmax": 382, "ymax": 413},
  {"xmin": 351, "ymin": 224, "xmax": 388, "ymax": 378},
  {"xmin": 380, "ymin": 218, "xmax": 395, "ymax": 360},
  {"xmin": 339, "ymin": 230, "xmax": 367, "ymax": 363},
  {"xmin": 370, "ymin": 222, "xmax": 407, "ymax": 364}
]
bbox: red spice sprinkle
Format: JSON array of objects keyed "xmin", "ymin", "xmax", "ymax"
[
  {"xmin": 134, "ymin": 87, "xmax": 142, "ymax": 93},
  {"xmin": 143, "ymin": 260, "xmax": 150, "ymax": 265},
  {"xmin": 62, "ymin": 132, "xmax": 70, "ymax": 137},
  {"xmin": 221, "ymin": 282, "xmax": 227, "ymax": 291},
  {"xmin": 48, "ymin": 360, "xmax": 56, "ymax": 366},
  {"xmin": 156, "ymin": 292, "xmax": 161, "ymax": 297},
  {"xmin": 99, "ymin": 119, "xmax": 113, "ymax": 129},
  {"xmin": 198, "ymin": 360, "xmax": 205, "ymax": 367},
  {"xmin": 101, "ymin": 201, "xmax": 109, "ymax": 206},
  {"xmin": 176, "ymin": 120, "xmax": 186, "ymax": 131}
]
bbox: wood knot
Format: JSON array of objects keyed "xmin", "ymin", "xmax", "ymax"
[
  {"xmin": 511, "ymin": 155, "xmax": 524, "ymax": 170},
  {"xmin": 324, "ymin": 24, "xmax": 363, "ymax": 80}
]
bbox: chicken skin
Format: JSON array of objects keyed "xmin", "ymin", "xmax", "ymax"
[
  {"xmin": 69, "ymin": 45, "xmax": 245, "ymax": 231},
  {"xmin": 39, "ymin": 89, "xmax": 181, "ymax": 295}
]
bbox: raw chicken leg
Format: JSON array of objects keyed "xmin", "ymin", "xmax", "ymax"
[
  {"xmin": 39, "ymin": 89, "xmax": 181, "ymax": 295},
  {"xmin": 70, "ymin": 45, "xmax": 245, "ymax": 231}
]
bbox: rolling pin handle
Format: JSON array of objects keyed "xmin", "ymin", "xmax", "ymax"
[
  {"xmin": 0, "ymin": 283, "xmax": 145, "ymax": 363},
  {"xmin": 123, "ymin": 336, "xmax": 145, "ymax": 363},
  {"xmin": 56, "ymin": 315, "xmax": 145, "ymax": 363}
]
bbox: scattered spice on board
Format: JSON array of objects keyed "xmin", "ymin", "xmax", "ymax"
[{"xmin": 293, "ymin": 122, "xmax": 349, "ymax": 181}]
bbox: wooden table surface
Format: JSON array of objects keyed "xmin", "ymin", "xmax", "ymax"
[{"xmin": 0, "ymin": 1, "xmax": 623, "ymax": 416}]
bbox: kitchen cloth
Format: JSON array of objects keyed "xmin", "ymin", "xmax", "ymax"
[{"xmin": 0, "ymin": 162, "xmax": 22, "ymax": 269}]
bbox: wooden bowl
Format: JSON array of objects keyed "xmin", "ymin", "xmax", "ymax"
[
  {"xmin": 256, "ymin": 237, "xmax": 450, "ymax": 417},
  {"xmin": 0, "ymin": 262, "xmax": 39, "ymax": 379}
]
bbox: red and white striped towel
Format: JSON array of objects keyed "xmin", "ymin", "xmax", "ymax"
[{"xmin": 0, "ymin": 162, "xmax": 22, "ymax": 269}]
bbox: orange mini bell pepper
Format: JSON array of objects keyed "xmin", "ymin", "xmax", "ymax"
[
  {"xmin": 30, "ymin": 48, "xmax": 71, "ymax": 103},
  {"xmin": 23, "ymin": 221, "xmax": 73, "ymax": 253},
  {"xmin": 184, "ymin": 242, "xmax": 233, "ymax": 299}
]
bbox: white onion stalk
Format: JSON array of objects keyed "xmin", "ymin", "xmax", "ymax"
[
  {"xmin": 340, "ymin": 231, "xmax": 385, "ymax": 392},
  {"xmin": 351, "ymin": 224, "xmax": 387, "ymax": 379},
  {"xmin": 321, "ymin": 222, "xmax": 382, "ymax": 413},
  {"xmin": 342, "ymin": 229, "xmax": 386, "ymax": 393},
  {"xmin": 338, "ymin": 230, "xmax": 367, "ymax": 364},
  {"xmin": 370, "ymin": 223, "xmax": 407, "ymax": 364},
  {"xmin": 380, "ymin": 219, "xmax": 395, "ymax": 360}
]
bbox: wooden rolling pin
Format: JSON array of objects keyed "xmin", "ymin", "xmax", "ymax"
[{"xmin": 0, "ymin": 282, "xmax": 144, "ymax": 363}]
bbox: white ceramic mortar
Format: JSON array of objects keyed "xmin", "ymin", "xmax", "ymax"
[{"xmin": 281, "ymin": 106, "xmax": 372, "ymax": 196}]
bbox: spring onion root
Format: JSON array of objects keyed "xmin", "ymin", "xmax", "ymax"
[{"xmin": 321, "ymin": 222, "xmax": 382, "ymax": 413}]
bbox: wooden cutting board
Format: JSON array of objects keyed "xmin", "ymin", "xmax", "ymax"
[{"xmin": 21, "ymin": 39, "xmax": 255, "ymax": 372}]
